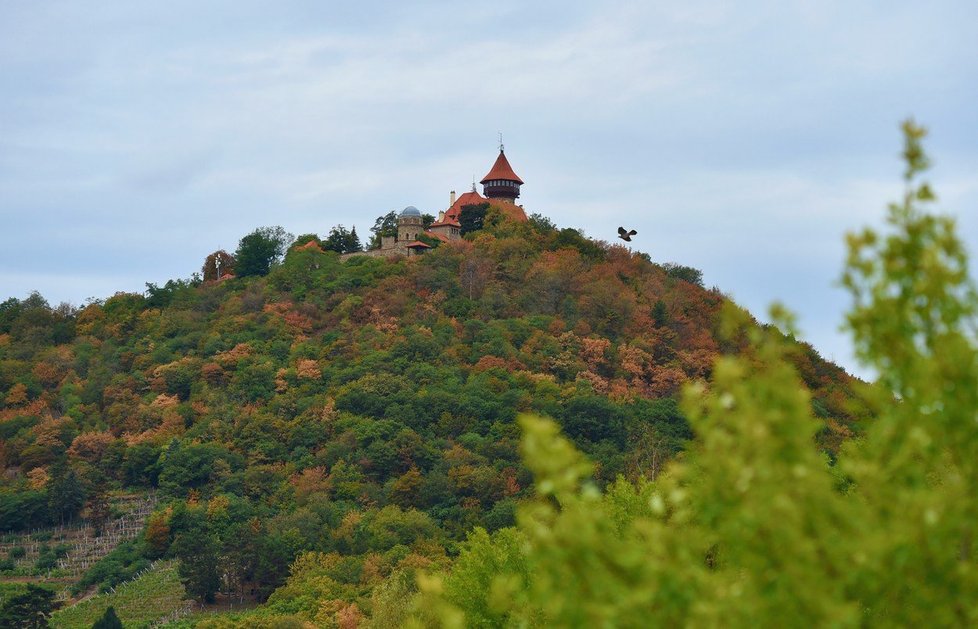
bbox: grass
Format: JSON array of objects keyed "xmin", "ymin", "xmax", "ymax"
[{"xmin": 49, "ymin": 560, "xmax": 193, "ymax": 629}]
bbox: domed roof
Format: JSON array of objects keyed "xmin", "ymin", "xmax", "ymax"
[{"xmin": 400, "ymin": 206, "xmax": 421, "ymax": 217}]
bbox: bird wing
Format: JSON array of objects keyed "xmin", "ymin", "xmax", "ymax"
[
  {"xmin": 617, "ymin": 227, "xmax": 627, "ymax": 236},
  {"xmin": 628, "ymin": 229, "xmax": 637, "ymax": 236}
]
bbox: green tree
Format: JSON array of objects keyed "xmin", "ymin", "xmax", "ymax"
[
  {"xmin": 234, "ymin": 226, "xmax": 294, "ymax": 277},
  {"xmin": 661, "ymin": 262, "xmax": 704, "ymax": 287},
  {"xmin": 323, "ymin": 225, "xmax": 363, "ymax": 253},
  {"xmin": 0, "ymin": 583, "xmax": 57, "ymax": 629},
  {"xmin": 173, "ymin": 530, "xmax": 221, "ymax": 603},
  {"xmin": 459, "ymin": 203, "xmax": 489, "ymax": 235},
  {"xmin": 47, "ymin": 464, "xmax": 85, "ymax": 525},
  {"xmin": 369, "ymin": 211, "xmax": 399, "ymax": 248},
  {"xmin": 91, "ymin": 605, "xmax": 123, "ymax": 629}
]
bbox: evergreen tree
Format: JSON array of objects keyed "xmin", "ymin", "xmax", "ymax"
[
  {"xmin": 47, "ymin": 464, "xmax": 85, "ymax": 525},
  {"xmin": 323, "ymin": 225, "xmax": 362, "ymax": 254},
  {"xmin": 172, "ymin": 531, "xmax": 221, "ymax": 603},
  {"xmin": 0, "ymin": 584, "xmax": 56, "ymax": 629},
  {"xmin": 91, "ymin": 605, "xmax": 123, "ymax": 629},
  {"xmin": 459, "ymin": 203, "xmax": 489, "ymax": 235},
  {"xmin": 347, "ymin": 226, "xmax": 362, "ymax": 253}
]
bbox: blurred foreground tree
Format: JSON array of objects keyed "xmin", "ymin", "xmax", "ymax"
[{"xmin": 410, "ymin": 122, "xmax": 978, "ymax": 626}]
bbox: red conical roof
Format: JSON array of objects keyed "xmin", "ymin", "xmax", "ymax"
[{"xmin": 480, "ymin": 150, "xmax": 523, "ymax": 185}]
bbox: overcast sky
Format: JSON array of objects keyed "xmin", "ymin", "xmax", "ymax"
[{"xmin": 2, "ymin": 0, "xmax": 977, "ymax": 377}]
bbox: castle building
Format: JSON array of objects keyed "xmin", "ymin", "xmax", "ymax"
[{"xmin": 348, "ymin": 148, "xmax": 528, "ymax": 259}]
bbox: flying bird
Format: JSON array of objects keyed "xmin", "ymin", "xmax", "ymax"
[{"xmin": 618, "ymin": 227, "xmax": 637, "ymax": 242}]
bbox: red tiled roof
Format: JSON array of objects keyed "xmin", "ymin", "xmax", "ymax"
[
  {"xmin": 405, "ymin": 241, "xmax": 432, "ymax": 248},
  {"xmin": 295, "ymin": 240, "xmax": 325, "ymax": 253},
  {"xmin": 430, "ymin": 218, "xmax": 461, "ymax": 228},
  {"xmin": 426, "ymin": 231, "xmax": 451, "ymax": 243},
  {"xmin": 444, "ymin": 190, "xmax": 487, "ymax": 222},
  {"xmin": 480, "ymin": 150, "xmax": 523, "ymax": 185}
]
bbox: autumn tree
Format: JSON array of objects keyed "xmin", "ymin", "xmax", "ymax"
[{"xmin": 202, "ymin": 249, "xmax": 236, "ymax": 281}]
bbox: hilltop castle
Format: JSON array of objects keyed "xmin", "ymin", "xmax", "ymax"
[{"xmin": 354, "ymin": 148, "xmax": 528, "ymax": 258}]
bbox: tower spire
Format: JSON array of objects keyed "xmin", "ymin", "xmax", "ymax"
[{"xmin": 480, "ymin": 144, "xmax": 523, "ymax": 201}]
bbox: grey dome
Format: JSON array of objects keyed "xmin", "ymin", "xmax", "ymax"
[{"xmin": 400, "ymin": 206, "xmax": 421, "ymax": 217}]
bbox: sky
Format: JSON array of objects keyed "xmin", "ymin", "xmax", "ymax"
[{"xmin": 2, "ymin": 0, "xmax": 977, "ymax": 377}]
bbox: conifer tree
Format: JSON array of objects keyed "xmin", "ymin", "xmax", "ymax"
[{"xmin": 91, "ymin": 605, "xmax": 123, "ymax": 629}]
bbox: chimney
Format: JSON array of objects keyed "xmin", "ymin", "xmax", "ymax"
[{"xmin": 450, "ymin": 190, "xmax": 456, "ymax": 206}]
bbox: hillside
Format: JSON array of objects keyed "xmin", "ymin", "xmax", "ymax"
[{"xmin": 0, "ymin": 210, "xmax": 866, "ymax": 622}]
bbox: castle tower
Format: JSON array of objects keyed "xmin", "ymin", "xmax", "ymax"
[
  {"xmin": 397, "ymin": 206, "xmax": 423, "ymax": 243},
  {"xmin": 480, "ymin": 148, "xmax": 523, "ymax": 201}
]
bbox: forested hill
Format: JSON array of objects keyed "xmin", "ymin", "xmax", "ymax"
[{"xmin": 0, "ymin": 211, "xmax": 865, "ymax": 617}]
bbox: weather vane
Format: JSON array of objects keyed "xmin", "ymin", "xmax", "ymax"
[{"xmin": 498, "ymin": 131, "xmax": 504, "ymax": 153}]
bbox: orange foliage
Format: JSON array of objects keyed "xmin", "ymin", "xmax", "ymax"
[
  {"xmin": 33, "ymin": 417, "xmax": 69, "ymax": 447},
  {"xmin": 649, "ymin": 366, "xmax": 688, "ymax": 397},
  {"xmin": 4, "ymin": 382, "xmax": 28, "ymax": 407},
  {"xmin": 67, "ymin": 431, "xmax": 116, "ymax": 464},
  {"xmin": 201, "ymin": 362, "xmax": 226, "ymax": 386},
  {"xmin": 214, "ymin": 343, "xmax": 253, "ymax": 367},
  {"xmin": 150, "ymin": 393, "xmax": 180, "ymax": 408},
  {"xmin": 576, "ymin": 370, "xmax": 610, "ymax": 394},
  {"xmin": 145, "ymin": 507, "xmax": 172, "ymax": 557},
  {"xmin": 32, "ymin": 362, "xmax": 63, "ymax": 388},
  {"xmin": 580, "ymin": 337, "xmax": 611, "ymax": 371},
  {"xmin": 0, "ymin": 398, "xmax": 48, "ymax": 422},
  {"xmin": 296, "ymin": 359, "xmax": 321, "ymax": 380},
  {"xmin": 472, "ymin": 355, "xmax": 508, "ymax": 372},
  {"xmin": 291, "ymin": 467, "xmax": 330, "ymax": 502},
  {"xmin": 27, "ymin": 467, "xmax": 50, "ymax": 489}
]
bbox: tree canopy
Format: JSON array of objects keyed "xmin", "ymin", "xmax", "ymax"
[{"xmin": 234, "ymin": 226, "xmax": 294, "ymax": 277}]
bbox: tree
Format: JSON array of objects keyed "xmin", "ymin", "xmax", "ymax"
[
  {"xmin": 661, "ymin": 262, "xmax": 704, "ymax": 287},
  {"xmin": 92, "ymin": 605, "xmax": 123, "ymax": 629},
  {"xmin": 174, "ymin": 532, "xmax": 221, "ymax": 603},
  {"xmin": 323, "ymin": 225, "xmax": 363, "ymax": 254},
  {"xmin": 459, "ymin": 203, "xmax": 489, "ymax": 235},
  {"xmin": 0, "ymin": 583, "xmax": 57, "ymax": 629},
  {"xmin": 202, "ymin": 250, "xmax": 236, "ymax": 281},
  {"xmin": 47, "ymin": 464, "xmax": 85, "ymax": 525},
  {"xmin": 234, "ymin": 226, "xmax": 294, "ymax": 277},
  {"xmin": 86, "ymin": 483, "xmax": 111, "ymax": 537},
  {"xmin": 369, "ymin": 211, "xmax": 399, "ymax": 248}
]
